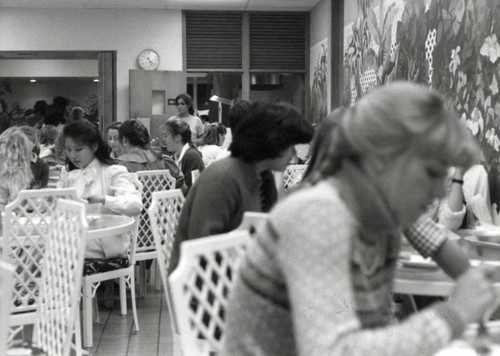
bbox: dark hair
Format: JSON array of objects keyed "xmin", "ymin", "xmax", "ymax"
[
  {"xmin": 63, "ymin": 119, "xmax": 114, "ymax": 170},
  {"xmin": 45, "ymin": 104, "xmax": 65, "ymax": 126},
  {"xmin": 198, "ymin": 123, "xmax": 220, "ymax": 146},
  {"xmin": 200, "ymin": 114, "xmax": 210, "ymax": 123},
  {"xmin": 0, "ymin": 98, "xmax": 7, "ymax": 112},
  {"xmin": 53, "ymin": 96, "xmax": 67, "ymax": 110},
  {"xmin": 34, "ymin": 100, "xmax": 47, "ymax": 115},
  {"xmin": 227, "ymin": 99, "xmax": 252, "ymax": 130},
  {"xmin": 107, "ymin": 121, "xmax": 122, "ymax": 132},
  {"xmin": 39, "ymin": 125, "xmax": 59, "ymax": 145},
  {"xmin": 119, "ymin": 119, "xmax": 150, "ymax": 150},
  {"xmin": 175, "ymin": 93, "xmax": 193, "ymax": 108},
  {"xmin": 165, "ymin": 118, "xmax": 193, "ymax": 146},
  {"xmin": 230, "ymin": 101, "xmax": 314, "ymax": 162}
]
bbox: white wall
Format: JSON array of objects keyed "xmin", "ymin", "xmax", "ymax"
[
  {"xmin": 0, "ymin": 59, "xmax": 98, "ymax": 77},
  {"xmin": 0, "ymin": 8, "xmax": 183, "ymax": 121}
]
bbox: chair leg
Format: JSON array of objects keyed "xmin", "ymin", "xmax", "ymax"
[
  {"xmin": 93, "ymin": 296, "xmax": 100, "ymax": 324},
  {"xmin": 119, "ymin": 277, "xmax": 127, "ymax": 316},
  {"xmin": 128, "ymin": 273, "xmax": 140, "ymax": 334},
  {"xmin": 82, "ymin": 280, "xmax": 94, "ymax": 348}
]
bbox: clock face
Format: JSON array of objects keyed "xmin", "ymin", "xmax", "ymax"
[{"xmin": 138, "ymin": 49, "xmax": 160, "ymax": 70}]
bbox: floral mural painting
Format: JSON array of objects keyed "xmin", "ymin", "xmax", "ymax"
[
  {"xmin": 310, "ymin": 39, "xmax": 328, "ymax": 125},
  {"xmin": 344, "ymin": 0, "xmax": 500, "ymax": 211}
]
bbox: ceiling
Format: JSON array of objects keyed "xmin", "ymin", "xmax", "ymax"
[{"xmin": 0, "ymin": 0, "xmax": 322, "ymax": 12}]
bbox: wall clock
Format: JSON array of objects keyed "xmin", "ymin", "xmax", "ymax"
[{"xmin": 138, "ymin": 49, "xmax": 160, "ymax": 70}]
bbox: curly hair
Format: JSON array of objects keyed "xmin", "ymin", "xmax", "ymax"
[
  {"xmin": 118, "ymin": 119, "xmax": 150, "ymax": 150},
  {"xmin": 0, "ymin": 127, "xmax": 33, "ymax": 199},
  {"xmin": 229, "ymin": 101, "xmax": 314, "ymax": 162}
]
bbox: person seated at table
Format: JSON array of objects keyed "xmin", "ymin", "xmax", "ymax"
[
  {"xmin": 168, "ymin": 93, "xmax": 205, "ymax": 143},
  {"xmin": 107, "ymin": 121, "xmax": 122, "ymax": 160},
  {"xmin": 197, "ymin": 122, "xmax": 226, "ymax": 166},
  {"xmin": 19, "ymin": 126, "xmax": 49, "ymax": 189},
  {"xmin": 57, "ymin": 119, "xmax": 142, "ymax": 265},
  {"xmin": 116, "ymin": 118, "xmax": 185, "ymax": 189},
  {"xmin": 221, "ymin": 83, "xmax": 495, "ymax": 356},
  {"xmin": 162, "ymin": 118, "xmax": 204, "ymax": 194},
  {"xmin": 170, "ymin": 101, "xmax": 314, "ymax": 271},
  {"xmin": 432, "ymin": 164, "xmax": 493, "ymax": 230},
  {"xmin": 0, "ymin": 127, "xmax": 33, "ymax": 210}
]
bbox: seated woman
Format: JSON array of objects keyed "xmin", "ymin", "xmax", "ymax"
[
  {"xmin": 107, "ymin": 121, "xmax": 122, "ymax": 160},
  {"xmin": 163, "ymin": 118, "xmax": 205, "ymax": 194},
  {"xmin": 0, "ymin": 127, "xmax": 33, "ymax": 210},
  {"xmin": 19, "ymin": 126, "xmax": 49, "ymax": 189},
  {"xmin": 116, "ymin": 118, "xmax": 185, "ymax": 188},
  {"xmin": 57, "ymin": 119, "xmax": 142, "ymax": 266},
  {"xmin": 222, "ymin": 83, "xmax": 495, "ymax": 356},
  {"xmin": 197, "ymin": 122, "xmax": 226, "ymax": 166},
  {"xmin": 434, "ymin": 165, "xmax": 493, "ymax": 230},
  {"xmin": 170, "ymin": 101, "xmax": 314, "ymax": 270}
]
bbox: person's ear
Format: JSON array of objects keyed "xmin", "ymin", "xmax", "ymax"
[
  {"xmin": 121, "ymin": 137, "xmax": 129, "ymax": 146},
  {"xmin": 92, "ymin": 142, "xmax": 99, "ymax": 153}
]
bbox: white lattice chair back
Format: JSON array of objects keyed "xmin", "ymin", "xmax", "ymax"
[
  {"xmin": 36, "ymin": 199, "xmax": 87, "ymax": 356},
  {"xmin": 283, "ymin": 164, "xmax": 307, "ymax": 191},
  {"xmin": 169, "ymin": 230, "xmax": 252, "ymax": 355},
  {"xmin": 0, "ymin": 260, "xmax": 15, "ymax": 356},
  {"xmin": 135, "ymin": 170, "xmax": 176, "ymax": 254},
  {"xmin": 235, "ymin": 212, "xmax": 268, "ymax": 235},
  {"xmin": 2, "ymin": 188, "xmax": 84, "ymax": 319}
]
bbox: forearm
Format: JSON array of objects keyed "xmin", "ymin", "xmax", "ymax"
[{"xmin": 432, "ymin": 238, "xmax": 470, "ymax": 279}]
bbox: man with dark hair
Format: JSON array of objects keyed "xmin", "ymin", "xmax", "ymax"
[
  {"xmin": 27, "ymin": 100, "xmax": 47, "ymax": 127},
  {"xmin": 170, "ymin": 101, "xmax": 314, "ymax": 271}
]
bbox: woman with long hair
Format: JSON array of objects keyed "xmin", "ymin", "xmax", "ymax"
[{"xmin": 168, "ymin": 93, "xmax": 205, "ymax": 142}]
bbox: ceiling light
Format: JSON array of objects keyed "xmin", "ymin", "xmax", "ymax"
[
  {"xmin": 93, "ymin": 79, "xmax": 99, "ymax": 82},
  {"xmin": 30, "ymin": 79, "xmax": 36, "ymax": 83}
]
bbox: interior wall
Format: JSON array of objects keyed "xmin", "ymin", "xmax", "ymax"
[
  {"xmin": 0, "ymin": 59, "xmax": 98, "ymax": 77},
  {"xmin": 0, "ymin": 8, "xmax": 183, "ymax": 122}
]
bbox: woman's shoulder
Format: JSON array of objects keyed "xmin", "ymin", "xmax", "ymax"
[{"xmin": 102, "ymin": 162, "xmax": 129, "ymax": 176}]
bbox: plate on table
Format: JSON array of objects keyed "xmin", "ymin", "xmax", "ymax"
[
  {"xmin": 399, "ymin": 254, "xmax": 438, "ymax": 270},
  {"xmin": 466, "ymin": 225, "xmax": 500, "ymax": 243},
  {"xmin": 434, "ymin": 340, "xmax": 500, "ymax": 356}
]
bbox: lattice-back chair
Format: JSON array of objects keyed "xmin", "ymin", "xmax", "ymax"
[
  {"xmin": 169, "ymin": 230, "xmax": 252, "ymax": 355},
  {"xmin": 148, "ymin": 189, "xmax": 185, "ymax": 356},
  {"xmin": 0, "ymin": 260, "xmax": 15, "ymax": 356},
  {"xmin": 81, "ymin": 216, "xmax": 140, "ymax": 348},
  {"xmin": 36, "ymin": 199, "xmax": 87, "ymax": 356},
  {"xmin": 2, "ymin": 188, "xmax": 84, "ymax": 336},
  {"xmin": 283, "ymin": 164, "xmax": 307, "ymax": 191},
  {"xmin": 235, "ymin": 212, "xmax": 269, "ymax": 235},
  {"xmin": 135, "ymin": 169, "xmax": 176, "ymax": 296}
]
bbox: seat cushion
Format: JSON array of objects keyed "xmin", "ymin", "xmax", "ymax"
[{"xmin": 83, "ymin": 257, "xmax": 130, "ymax": 276}]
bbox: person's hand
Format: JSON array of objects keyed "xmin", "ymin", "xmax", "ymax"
[
  {"xmin": 449, "ymin": 265, "xmax": 497, "ymax": 324},
  {"xmin": 86, "ymin": 194, "xmax": 105, "ymax": 205}
]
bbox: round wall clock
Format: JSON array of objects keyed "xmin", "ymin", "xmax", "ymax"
[{"xmin": 138, "ymin": 49, "xmax": 160, "ymax": 70}]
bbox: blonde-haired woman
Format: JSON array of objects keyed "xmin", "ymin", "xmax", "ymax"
[
  {"xmin": 0, "ymin": 127, "xmax": 33, "ymax": 210},
  {"xmin": 222, "ymin": 82, "xmax": 495, "ymax": 356}
]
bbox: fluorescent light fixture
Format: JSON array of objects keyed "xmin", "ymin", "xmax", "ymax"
[
  {"xmin": 30, "ymin": 79, "xmax": 36, "ymax": 83},
  {"xmin": 209, "ymin": 95, "xmax": 232, "ymax": 105},
  {"xmin": 93, "ymin": 78, "xmax": 99, "ymax": 82}
]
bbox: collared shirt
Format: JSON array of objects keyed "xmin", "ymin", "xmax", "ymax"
[{"xmin": 176, "ymin": 143, "xmax": 190, "ymax": 169}]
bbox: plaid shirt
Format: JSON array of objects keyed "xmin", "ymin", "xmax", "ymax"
[{"xmin": 403, "ymin": 215, "xmax": 447, "ymax": 258}]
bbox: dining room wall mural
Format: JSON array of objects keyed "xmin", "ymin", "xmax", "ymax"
[
  {"xmin": 310, "ymin": 38, "xmax": 329, "ymax": 126},
  {"xmin": 344, "ymin": 0, "xmax": 500, "ymax": 217}
]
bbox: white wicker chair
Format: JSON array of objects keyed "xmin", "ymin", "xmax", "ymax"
[
  {"xmin": 2, "ymin": 188, "xmax": 84, "ymax": 336},
  {"xmin": 36, "ymin": 199, "xmax": 87, "ymax": 356},
  {"xmin": 148, "ymin": 189, "xmax": 185, "ymax": 356},
  {"xmin": 168, "ymin": 230, "xmax": 252, "ymax": 356},
  {"xmin": 283, "ymin": 164, "xmax": 307, "ymax": 191},
  {"xmin": 0, "ymin": 260, "xmax": 15, "ymax": 356},
  {"xmin": 135, "ymin": 170, "xmax": 176, "ymax": 296}
]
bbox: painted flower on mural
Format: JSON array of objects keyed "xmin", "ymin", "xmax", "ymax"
[
  {"xmin": 486, "ymin": 128, "xmax": 500, "ymax": 152},
  {"xmin": 449, "ymin": 46, "xmax": 461, "ymax": 76},
  {"xmin": 480, "ymin": 34, "xmax": 500, "ymax": 64}
]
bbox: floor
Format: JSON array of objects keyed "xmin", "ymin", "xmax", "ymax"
[{"xmin": 81, "ymin": 279, "xmax": 175, "ymax": 356}]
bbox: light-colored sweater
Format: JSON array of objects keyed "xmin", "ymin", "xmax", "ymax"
[{"xmin": 222, "ymin": 161, "xmax": 463, "ymax": 356}]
